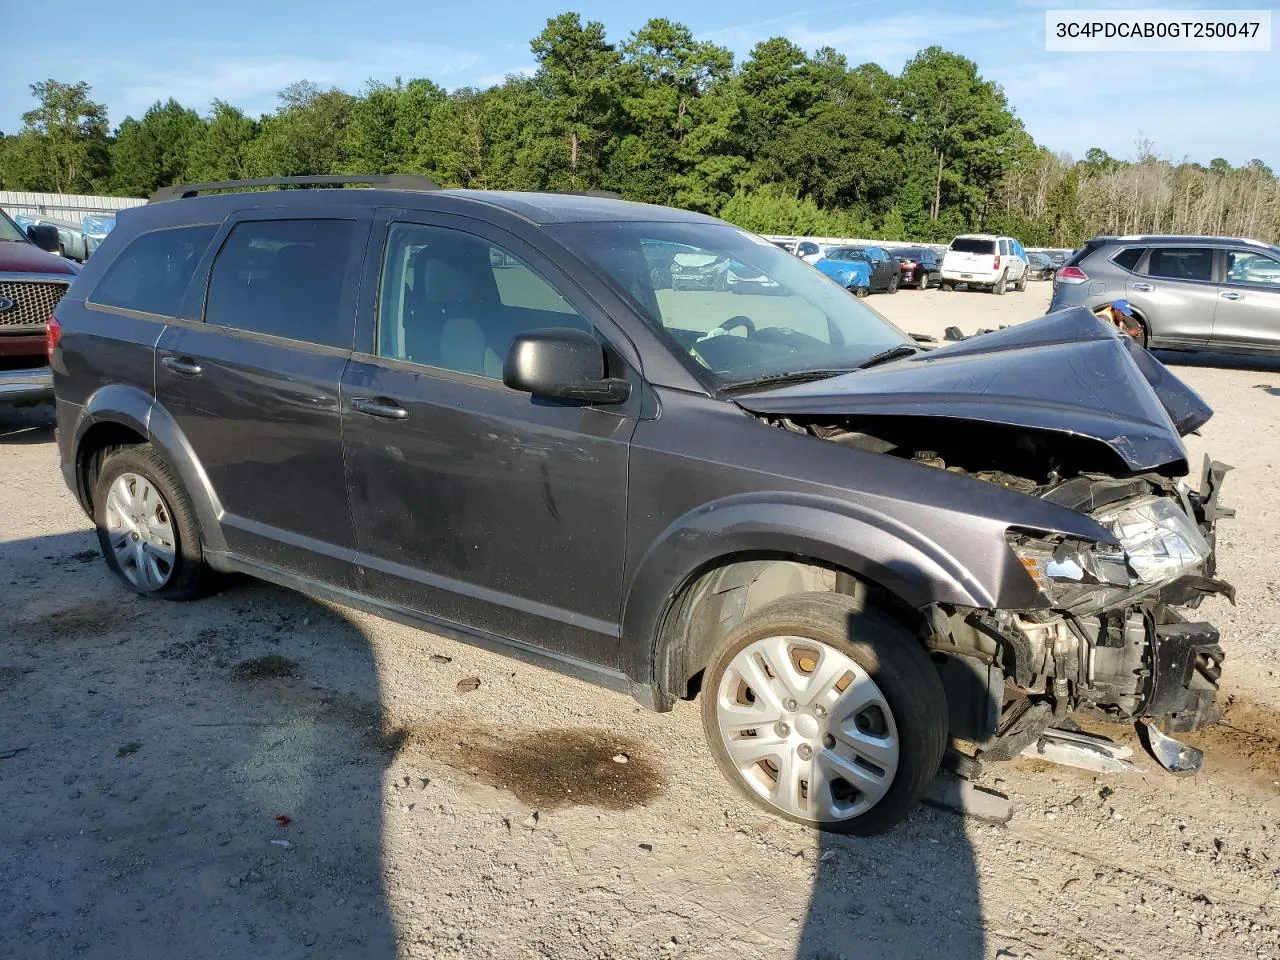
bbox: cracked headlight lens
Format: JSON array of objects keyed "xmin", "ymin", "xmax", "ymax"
[
  {"xmin": 1093, "ymin": 494, "xmax": 1210, "ymax": 585},
  {"xmin": 1008, "ymin": 535, "xmax": 1130, "ymax": 605}
]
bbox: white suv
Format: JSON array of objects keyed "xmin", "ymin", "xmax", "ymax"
[{"xmin": 940, "ymin": 234, "xmax": 1028, "ymax": 294}]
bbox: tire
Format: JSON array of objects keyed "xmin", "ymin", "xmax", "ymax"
[
  {"xmin": 917, "ymin": 272, "xmax": 930, "ymax": 291},
  {"xmin": 853, "ymin": 286, "xmax": 869, "ymax": 298},
  {"xmin": 700, "ymin": 592, "xmax": 948, "ymax": 835},
  {"xmin": 1014, "ymin": 270, "xmax": 1027, "ymax": 292},
  {"xmin": 992, "ymin": 272, "xmax": 1007, "ymax": 296},
  {"xmin": 940, "ymin": 281, "xmax": 953, "ymax": 292},
  {"xmin": 887, "ymin": 273, "xmax": 900, "ymax": 294},
  {"xmin": 93, "ymin": 443, "xmax": 209, "ymax": 600}
]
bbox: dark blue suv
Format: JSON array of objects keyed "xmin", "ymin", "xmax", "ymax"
[{"xmin": 51, "ymin": 176, "xmax": 1234, "ymax": 833}]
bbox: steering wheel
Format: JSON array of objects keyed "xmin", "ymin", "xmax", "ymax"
[{"xmin": 717, "ymin": 315, "xmax": 756, "ymax": 337}]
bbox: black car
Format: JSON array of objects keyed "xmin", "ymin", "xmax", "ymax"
[
  {"xmin": 51, "ymin": 176, "xmax": 1233, "ymax": 834},
  {"xmin": 1026, "ymin": 253, "xmax": 1055, "ymax": 280},
  {"xmin": 886, "ymin": 247, "xmax": 942, "ymax": 290}
]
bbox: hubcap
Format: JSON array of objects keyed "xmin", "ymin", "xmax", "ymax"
[
  {"xmin": 103, "ymin": 473, "xmax": 177, "ymax": 591},
  {"xmin": 715, "ymin": 635, "xmax": 900, "ymax": 822}
]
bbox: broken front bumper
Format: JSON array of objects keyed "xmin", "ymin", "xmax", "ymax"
[{"xmin": 1085, "ymin": 458, "xmax": 1234, "ymax": 732}]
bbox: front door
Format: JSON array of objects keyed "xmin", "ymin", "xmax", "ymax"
[
  {"xmin": 1212, "ymin": 248, "xmax": 1280, "ymax": 352},
  {"xmin": 156, "ymin": 212, "xmax": 369, "ymax": 586},
  {"xmin": 341, "ymin": 214, "xmax": 638, "ymax": 667}
]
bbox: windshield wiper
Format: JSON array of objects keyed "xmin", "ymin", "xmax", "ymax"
[
  {"xmin": 722, "ymin": 368, "xmax": 858, "ymax": 393},
  {"xmin": 856, "ymin": 344, "xmax": 921, "ymax": 369}
]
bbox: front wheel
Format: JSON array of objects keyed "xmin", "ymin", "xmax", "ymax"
[
  {"xmin": 94, "ymin": 444, "xmax": 209, "ymax": 600},
  {"xmin": 887, "ymin": 273, "xmax": 900, "ymax": 294},
  {"xmin": 1014, "ymin": 271, "xmax": 1027, "ymax": 292},
  {"xmin": 992, "ymin": 272, "xmax": 1007, "ymax": 296},
  {"xmin": 917, "ymin": 272, "xmax": 930, "ymax": 291},
  {"xmin": 701, "ymin": 592, "xmax": 947, "ymax": 835}
]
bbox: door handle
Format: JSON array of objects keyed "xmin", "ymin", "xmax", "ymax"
[
  {"xmin": 160, "ymin": 355, "xmax": 203, "ymax": 376},
  {"xmin": 1131, "ymin": 282, "xmax": 1154, "ymax": 292},
  {"xmin": 350, "ymin": 397, "xmax": 409, "ymax": 421},
  {"xmin": 1220, "ymin": 291, "xmax": 1244, "ymax": 301}
]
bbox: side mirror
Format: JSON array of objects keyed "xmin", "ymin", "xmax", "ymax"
[
  {"xmin": 27, "ymin": 223, "xmax": 61, "ymax": 254},
  {"xmin": 503, "ymin": 328, "xmax": 631, "ymax": 405}
]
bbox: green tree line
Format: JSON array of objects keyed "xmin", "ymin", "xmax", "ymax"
[{"xmin": 2, "ymin": 13, "xmax": 1277, "ymax": 245}]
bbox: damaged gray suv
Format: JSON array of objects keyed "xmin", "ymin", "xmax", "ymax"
[{"xmin": 51, "ymin": 176, "xmax": 1233, "ymax": 834}]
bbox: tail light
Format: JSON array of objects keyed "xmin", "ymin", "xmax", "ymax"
[
  {"xmin": 993, "ymin": 255, "xmax": 1001, "ymax": 271},
  {"xmin": 902, "ymin": 260, "xmax": 917, "ymax": 269},
  {"xmin": 1057, "ymin": 265, "xmax": 1089, "ymax": 285},
  {"xmin": 47, "ymin": 313, "xmax": 62, "ymax": 364}
]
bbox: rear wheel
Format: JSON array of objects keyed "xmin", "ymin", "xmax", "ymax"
[
  {"xmin": 917, "ymin": 272, "xmax": 931, "ymax": 291},
  {"xmin": 701, "ymin": 592, "xmax": 947, "ymax": 835},
  {"xmin": 93, "ymin": 444, "xmax": 209, "ymax": 600},
  {"xmin": 992, "ymin": 272, "xmax": 1007, "ymax": 296}
]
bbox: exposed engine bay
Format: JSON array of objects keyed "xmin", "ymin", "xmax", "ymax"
[{"xmin": 758, "ymin": 411, "xmax": 1235, "ymax": 767}]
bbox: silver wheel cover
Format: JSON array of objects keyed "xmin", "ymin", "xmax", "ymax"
[
  {"xmin": 104, "ymin": 472, "xmax": 177, "ymax": 591},
  {"xmin": 714, "ymin": 635, "xmax": 900, "ymax": 822}
]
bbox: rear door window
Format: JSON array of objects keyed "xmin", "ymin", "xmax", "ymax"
[
  {"xmin": 204, "ymin": 219, "xmax": 360, "ymax": 349},
  {"xmin": 950, "ymin": 237, "xmax": 996, "ymax": 255},
  {"xmin": 1112, "ymin": 247, "xmax": 1146, "ymax": 271},
  {"xmin": 90, "ymin": 224, "xmax": 217, "ymax": 317},
  {"xmin": 1145, "ymin": 247, "xmax": 1214, "ymax": 283}
]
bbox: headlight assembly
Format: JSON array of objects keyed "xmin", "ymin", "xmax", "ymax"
[
  {"xmin": 1093, "ymin": 494, "xmax": 1211, "ymax": 585},
  {"xmin": 1009, "ymin": 495, "xmax": 1211, "ymax": 608}
]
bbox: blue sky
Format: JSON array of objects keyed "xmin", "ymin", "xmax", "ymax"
[{"xmin": 2, "ymin": 0, "xmax": 1276, "ymax": 167}]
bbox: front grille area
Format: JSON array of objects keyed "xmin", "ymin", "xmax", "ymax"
[{"xmin": 0, "ymin": 279, "xmax": 69, "ymax": 331}]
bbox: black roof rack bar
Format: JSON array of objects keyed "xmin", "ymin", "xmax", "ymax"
[
  {"xmin": 149, "ymin": 174, "xmax": 442, "ymax": 203},
  {"xmin": 550, "ymin": 189, "xmax": 622, "ymax": 199}
]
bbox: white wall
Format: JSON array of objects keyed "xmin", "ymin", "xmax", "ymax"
[{"xmin": 0, "ymin": 191, "xmax": 146, "ymax": 227}]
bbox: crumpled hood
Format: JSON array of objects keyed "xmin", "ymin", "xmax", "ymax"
[{"xmin": 735, "ymin": 307, "xmax": 1212, "ymax": 474}]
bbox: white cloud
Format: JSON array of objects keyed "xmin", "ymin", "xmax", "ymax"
[{"xmin": 86, "ymin": 39, "xmax": 480, "ymax": 120}]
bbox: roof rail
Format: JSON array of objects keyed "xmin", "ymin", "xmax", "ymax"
[
  {"xmin": 149, "ymin": 174, "xmax": 442, "ymax": 203},
  {"xmin": 550, "ymin": 189, "xmax": 622, "ymax": 200}
]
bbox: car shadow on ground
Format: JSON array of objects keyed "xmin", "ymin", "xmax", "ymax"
[
  {"xmin": 0, "ymin": 528, "xmax": 399, "ymax": 960},
  {"xmin": 1151, "ymin": 349, "xmax": 1280, "ymax": 376}
]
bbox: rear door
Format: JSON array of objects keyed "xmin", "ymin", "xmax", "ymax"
[
  {"xmin": 1212, "ymin": 247, "xmax": 1280, "ymax": 352},
  {"xmin": 155, "ymin": 209, "xmax": 370, "ymax": 586},
  {"xmin": 1129, "ymin": 246, "xmax": 1219, "ymax": 347}
]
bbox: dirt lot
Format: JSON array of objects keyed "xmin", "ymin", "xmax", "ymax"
[{"xmin": 2, "ymin": 284, "xmax": 1279, "ymax": 960}]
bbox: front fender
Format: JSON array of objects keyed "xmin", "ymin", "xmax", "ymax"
[
  {"xmin": 619, "ymin": 491, "xmax": 1029, "ymax": 685},
  {"xmin": 74, "ymin": 384, "xmax": 227, "ymax": 553}
]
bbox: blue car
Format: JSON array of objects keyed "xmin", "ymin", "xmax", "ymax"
[{"xmin": 814, "ymin": 249, "xmax": 872, "ymax": 297}]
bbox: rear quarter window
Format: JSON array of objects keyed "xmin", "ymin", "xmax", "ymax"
[
  {"xmin": 949, "ymin": 237, "xmax": 996, "ymax": 255},
  {"xmin": 1111, "ymin": 247, "xmax": 1146, "ymax": 271},
  {"xmin": 89, "ymin": 224, "xmax": 217, "ymax": 317}
]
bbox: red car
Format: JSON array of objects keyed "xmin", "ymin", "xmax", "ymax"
[{"xmin": 1, "ymin": 209, "xmax": 78, "ymax": 404}]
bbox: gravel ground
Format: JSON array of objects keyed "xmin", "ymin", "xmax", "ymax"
[{"xmin": 2, "ymin": 284, "xmax": 1279, "ymax": 960}]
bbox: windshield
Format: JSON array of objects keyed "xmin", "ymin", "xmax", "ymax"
[
  {"xmin": 827, "ymin": 248, "xmax": 868, "ymax": 262},
  {"xmin": 0, "ymin": 210, "xmax": 27, "ymax": 243},
  {"xmin": 547, "ymin": 221, "xmax": 909, "ymax": 389}
]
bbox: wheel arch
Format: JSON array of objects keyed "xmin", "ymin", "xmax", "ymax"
[
  {"xmin": 73, "ymin": 385, "xmax": 227, "ymax": 553},
  {"xmin": 620, "ymin": 494, "xmax": 995, "ymax": 708}
]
